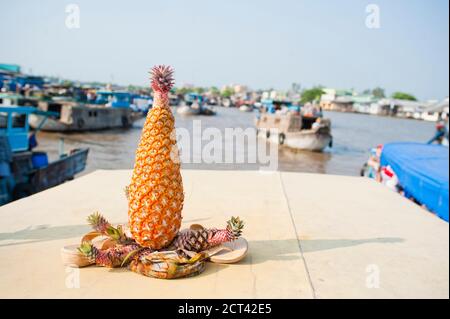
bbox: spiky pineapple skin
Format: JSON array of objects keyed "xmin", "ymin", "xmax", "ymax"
[
  {"xmin": 128, "ymin": 91, "xmax": 184, "ymax": 249},
  {"xmin": 170, "ymin": 217, "xmax": 244, "ymax": 252}
]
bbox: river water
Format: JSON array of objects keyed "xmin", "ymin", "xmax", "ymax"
[{"xmin": 36, "ymin": 108, "xmax": 436, "ymax": 176}]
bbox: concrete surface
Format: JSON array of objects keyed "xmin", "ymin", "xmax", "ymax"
[{"xmin": 0, "ymin": 169, "xmax": 448, "ymax": 299}]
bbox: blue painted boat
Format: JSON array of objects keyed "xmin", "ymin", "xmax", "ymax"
[
  {"xmin": 381, "ymin": 142, "xmax": 449, "ymax": 222},
  {"xmin": 95, "ymin": 91, "xmax": 133, "ymax": 108},
  {"xmin": 0, "ymin": 106, "xmax": 89, "ymax": 205}
]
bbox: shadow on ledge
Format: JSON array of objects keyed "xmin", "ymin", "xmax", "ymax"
[
  {"xmin": 244, "ymin": 237, "xmax": 404, "ymax": 264},
  {"xmin": 0, "ymin": 224, "xmax": 92, "ymax": 247}
]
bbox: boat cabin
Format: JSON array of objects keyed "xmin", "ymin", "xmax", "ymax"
[
  {"xmin": 0, "ymin": 106, "xmax": 88, "ymax": 205},
  {"xmin": 0, "ymin": 93, "xmax": 39, "ymax": 108},
  {"xmin": 261, "ymin": 99, "xmax": 300, "ymax": 114},
  {"xmin": 184, "ymin": 93, "xmax": 204, "ymax": 106},
  {"xmin": 95, "ymin": 91, "xmax": 132, "ymax": 108}
]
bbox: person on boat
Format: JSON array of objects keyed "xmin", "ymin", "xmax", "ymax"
[
  {"xmin": 380, "ymin": 165, "xmax": 399, "ymax": 192},
  {"xmin": 312, "ymin": 117, "xmax": 324, "ymax": 130},
  {"xmin": 366, "ymin": 144, "xmax": 383, "ymax": 182},
  {"xmin": 427, "ymin": 121, "xmax": 448, "ymax": 145}
]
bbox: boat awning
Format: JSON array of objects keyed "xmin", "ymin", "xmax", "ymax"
[{"xmin": 381, "ymin": 142, "xmax": 449, "ymax": 222}]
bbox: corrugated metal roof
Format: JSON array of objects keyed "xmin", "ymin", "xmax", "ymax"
[{"xmin": 0, "ymin": 64, "xmax": 21, "ymax": 73}]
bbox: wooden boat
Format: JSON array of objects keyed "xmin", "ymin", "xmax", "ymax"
[
  {"xmin": 239, "ymin": 104, "xmax": 254, "ymax": 112},
  {"xmin": 177, "ymin": 104, "xmax": 200, "ymax": 116},
  {"xmin": 177, "ymin": 94, "xmax": 216, "ymax": 116},
  {"xmin": 29, "ymin": 99, "xmax": 144, "ymax": 132},
  {"xmin": 0, "ymin": 93, "xmax": 39, "ymax": 108},
  {"xmin": 176, "ymin": 104, "xmax": 216, "ymax": 116},
  {"xmin": 256, "ymin": 112, "xmax": 332, "ymax": 152},
  {"xmin": 0, "ymin": 106, "xmax": 88, "ymax": 205}
]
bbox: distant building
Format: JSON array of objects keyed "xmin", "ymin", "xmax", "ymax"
[
  {"xmin": 374, "ymin": 98, "xmax": 428, "ymax": 117},
  {"xmin": 420, "ymin": 98, "xmax": 449, "ymax": 122},
  {"xmin": 352, "ymin": 95, "xmax": 378, "ymax": 113},
  {"xmin": 233, "ymin": 85, "xmax": 248, "ymax": 94},
  {"xmin": 320, "ymin": 88, "xmax": 355, "ymax": 112}
]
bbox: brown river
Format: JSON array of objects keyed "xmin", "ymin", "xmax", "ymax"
[{"xmin": 35, "ymin": 108, "xmax": 436, "ymax": 176}]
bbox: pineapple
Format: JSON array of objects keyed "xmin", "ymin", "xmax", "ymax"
[
  {"xmin": 87, "ymin": 212, "xmax": 133, "ymax": 244},
  {"xmin": 78, "ymin": 242, "xmax": 141, "ymax": 268},
  {"xmin": 128, "ymin": 65, "xmax": 184, "ymax": 249},
  {"xmin": 170, "ymin": 217, "xmax": 244, "ymax": 253}
]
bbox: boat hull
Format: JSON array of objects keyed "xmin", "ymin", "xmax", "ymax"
[
  {"xmin": 260, "ymin": 129, "xmax": 331, "ymax": 152},
  {"xmin": 177, "ymin": 106, "xmax": 216, "ymax": 116},
  {"xmin": 177, "ymin": 105, "xmax": 200, "ymax": 116},
  {"xmin": 33, "ymin": 148, "xmax": 89, "ymax": 192},
  {"xmin": 283, "ymin": 131, "xmax": 331, "ymax": 152},
  {"xmin": 239, "ymin": 105, "xmax": 253, "ymax": 112},
  {"xmin": 29, "ymin": 109, "xmax": 144, "ymax": 132}
]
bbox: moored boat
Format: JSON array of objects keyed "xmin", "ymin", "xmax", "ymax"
[
  {"xmin": 29, "ymin": 94, "xmax": 144, "ymax": 132},
  {"xmin": 177, "ymin": 104, "xmax": 200, "ymax": 116},
  {"xmin": 0, "ymin": 106, "xmax": 88, "ymax": 205},
  {"xmin": 361, "ymin": 142, "xmax": 449, "ymax": 222},
  {"xmin": 256, "ymin": 100, "xmax": 332, "ymax": 152},
  {"xmin": 239, "ymin": 104, "xmax": 254, "ymax": 112},
  {"xmin": 177, "ymin": 93, "xmax": 216, "ymax": 116}
]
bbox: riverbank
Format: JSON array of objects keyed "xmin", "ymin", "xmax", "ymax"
[{"xmin": 0, "ymin": 169, "xmax": 447, "ymax": 298}]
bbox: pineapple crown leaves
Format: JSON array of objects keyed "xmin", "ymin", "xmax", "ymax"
[
  {"xmin": 150, "ymin": 65, "xmax": 174, "ymax": 93},
  {"xmin": 78, "ymin": 241, "xmax": 97, "ymax": 261},
  {"xmin": 87, "ymin": 212, "xmax": 111, "ymax": 234},
  {"xmin": 226, "ymin": 216, "xmax": 244, "ymax": 239},
  {"xmin": 86, "ymin": 212, "xmax": 132, "ymax": 244}
]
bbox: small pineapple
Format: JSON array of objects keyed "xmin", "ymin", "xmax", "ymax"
[
  {"xmin": 87, "ymin": 212, "xmax": 132, "ymax": 244},
  {"xmin": 128, "ymin": 65, "xmax": 184, "ymax": 249},
  {"xmin": 78, "ymin": 242, "xmax": 142, "ymax": 268},
  {"xmin": 170, "ymin": 217, "xmax": 244, "ymax": 253}
]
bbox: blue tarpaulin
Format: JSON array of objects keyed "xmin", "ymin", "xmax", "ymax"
[{"xmin": 381, "ymin": 142, "xmax": 449, "ymax": 222}]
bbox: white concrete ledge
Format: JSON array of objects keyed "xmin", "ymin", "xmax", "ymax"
[{"xmin": 0, "ymin": 170, "xmax": 448, "ymax": 298}]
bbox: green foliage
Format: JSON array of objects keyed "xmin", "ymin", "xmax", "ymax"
[
  {"xmin": 221, "ymin": 87, "xmax": 235, "ymax": 98},
  {"xmin": 372, "ymin": 87, "xmax": 386, "ymax": 99},
  {"xmin": 193, "ymin": 87, "xmax": 205, "ymax": 94},
  {"xmin": 300, "ymin": 86, "xmax": 325, "ymax": 104},
  {"xmin": 175, "ymin": 87, "xmax": 192, "ymax": 95},
  {"xmin": 210, "ymin": 86, "xmax": 220, "ymax": 95},
  {"xmin": 391, "ymin": 91, "xmax": 417, "ymax": 101}
]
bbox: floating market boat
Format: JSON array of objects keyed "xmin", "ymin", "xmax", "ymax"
[
  {"xmin": 0, "ymin": 106, "xmax": 88, "ymax": 205},
  {"xmin": 28, "ymin": 91, "xmax": 144, "ymax": 132},
  {"xmin": 379, "ymin": 142, "xmax": 449, "ymax": 222},
  {"xmin": 177, "ymin": 93, "xmax": 216, "ymax": 116},
  {"xmin": 0, "ymin": 93, "xmax": 39, "ymax": 108},
  {"xmin": 239, "ymin": 104, "xmax": 254, "ymax": 112},
  {"xmin": 256, "ymin": 100, "xmax": 332, "ymax": 152},
  {"xmin": 236, "ymin": 100, "xmax": 254, "ymax": 112}
]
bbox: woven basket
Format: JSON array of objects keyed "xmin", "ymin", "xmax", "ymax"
[{"xmin": 129, "ymin": 250, "xmax": 208, "ymax": 279}]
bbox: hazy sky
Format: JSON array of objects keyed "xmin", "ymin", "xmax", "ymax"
[{"xmin": 0, "ymin": 0, "xmax": 448, "ymax": 100}]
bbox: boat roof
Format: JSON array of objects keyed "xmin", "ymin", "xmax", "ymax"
[
  {"xmin": 0, "ymin": 106, "xmax": 59, "ymax": 117},
  {"xmin": 0, "ymin": 93, "xmax": 24, "ymax": 99},
  {"xmin": 381, "ymin": 142, "xmax": 449, "ymax": 222},
  {"xmin": 261, "ymin": 99, "xmax": 293, "ymax": 104},
  {"xmin": 97, "ymin": 90, "xmax": 131, "ymax": 95}
]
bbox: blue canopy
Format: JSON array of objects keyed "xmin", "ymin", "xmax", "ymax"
[{"xmin": 381, "ymin": 142, "xmax": 449, "ymax": 222}]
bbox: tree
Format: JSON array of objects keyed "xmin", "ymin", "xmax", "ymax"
[
  {"xmin": 372, "ymin": 87, "xmax": 386, "ymax": 99},
  {"xmin": 221, "ymin": 87, "xmax": 235, "ymax": 98},
  {"xmin": 193, "ymin": 87, "xmax": 205, "ymax": 94},
  {"xmin": 300, "ymin": 86, "xmax": 325, "ymax": 104},
  {"xmin": 210, "ymin": 86, "xmax": 220, "ymax": 96},
  {"xmin": 391, "ymin": 91, "xmax": 417, "ymax": 101},
  {"xmin": 175, "ymin": 87, "xmax": 192, "ymax": 95}
]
